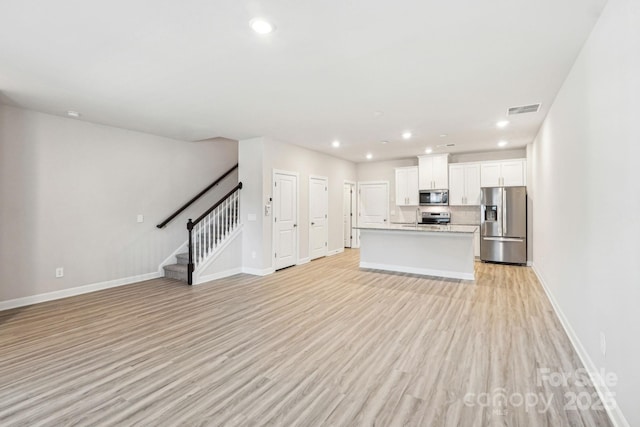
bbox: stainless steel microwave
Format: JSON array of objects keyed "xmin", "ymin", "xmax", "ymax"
[{"xmin": 419, "ymin": 189, "xmax": 449, "ymax": 206}]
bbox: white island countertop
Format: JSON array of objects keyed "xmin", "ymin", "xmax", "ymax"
[
  {"xmin": 355, "ymin": 223, "xmax": 477, "ymax": 280},
  {"xmin": 355, "ymin": 224, "xmax": 478, "ymax": 234}
]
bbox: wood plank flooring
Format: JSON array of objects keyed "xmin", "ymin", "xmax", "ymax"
[{"xmin": 0, "ymin": 249, "xmax": 612, "ymax": 426}]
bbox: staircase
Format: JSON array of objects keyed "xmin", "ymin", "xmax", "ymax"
[
  {"xmin": 163, "ymin": 253, "xmax": 190, "ymax": 281},
  {"xmin": 163, "ymin": 182, "xmax": 242, "ymax": 284}
]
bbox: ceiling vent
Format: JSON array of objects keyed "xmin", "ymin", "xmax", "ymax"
[{"xmin": 507, "ymin": 103, "xmax": 541, "ymax": 115}]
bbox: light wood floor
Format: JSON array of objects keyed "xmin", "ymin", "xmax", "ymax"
[{"xmin": 0, "ymin": 250, "xmax": 612, "ymax": 426}]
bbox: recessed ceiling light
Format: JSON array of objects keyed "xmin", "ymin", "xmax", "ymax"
[
  {"xmin": 425, "ymin": 148, "xmax": 433, "ymax": 154},
  {"xmin": 67, "ymin": 110, "xmax": 81, "ymax": 118},
  {"xmin": 498, "ymin": 140, "xmax": 509, "ymax": 147},
  {"xmin": 374, "ymin": 111, "xmax": 384, "ymax": 117},
  {"xmin": 496, "ymin": 120, "xmax": 510, "ymax": 128},
  {"xmin": 380, "ymin": 140, "xmax": 389, "ymax": 144},
  {"xmin": 439, "ymin": 134, "xmax": 448, "ymax": 138},
  {"xmin": 332, "ymin": 140, "xmax": 340, "ymax": 148},
  {"xmin": 402, "ymin": 131, "xmax": 412, "ymax": 140},
  {"xmin": 366, "ymin": 153, "xmax": 373, "ymax": 160},
  {"xmin": 250, "ymin": 18, "xmax": 275, "ymax": 35}
]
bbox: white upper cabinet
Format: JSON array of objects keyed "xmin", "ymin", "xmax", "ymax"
[
  {"xmin": 418, "ymin": 154, "xmax": 449, "ymax": 190},
  {"xmin": 480, "ymin": 159, "xmax": 526, "ymax": 187},
  {"xmin": 479, "ymin": 163, "xmax": 502, "ymax": 187},
  {"xmin": 407, "ymin": 167, "xmax": 419, "ymax": 205},
  {"xmin": 501, "ymin": 160, "xmax": 526, "ymax": 187},
  {"xmin": 395, "ymin": 166, "xmax": 419, "ymax": 206},
  {"xmin": 449, "ymin": 163, "xmax": 481, "ymax": 205}
]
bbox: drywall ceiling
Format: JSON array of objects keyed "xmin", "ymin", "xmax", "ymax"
[{"xmin": 0, "ymin": 0, "xmax": 607, "ymax": 162}]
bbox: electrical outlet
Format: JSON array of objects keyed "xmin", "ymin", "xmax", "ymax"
[
  {"xmin": 600, "ymin": 332, "xmax": 606, "ymax": 357},
  {"xmin": 55, "ymin": 267, "xmax": 64, "ymax": 278},
  {"xmin": 137, "ymin": 214, "xmax": 144, "ymax": 223}
]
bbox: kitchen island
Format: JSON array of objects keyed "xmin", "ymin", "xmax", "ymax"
[{"xmin": 355, "ymin": 224, "xmax": 478, "ymax": 280}]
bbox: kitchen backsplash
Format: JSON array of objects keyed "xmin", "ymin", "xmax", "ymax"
[{"xmin": 393, "ymin": 205, "xmax": 480, "ymax": 225}]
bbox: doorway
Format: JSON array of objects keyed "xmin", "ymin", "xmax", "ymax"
[
  {"xmin": 358, "ymin": 181, "xmax": 389, "ymax": 226},
  {"xmin": 273, "ymin": 170, "xmax": 299, "ymax": 270},
  {"xmin": 309, "ymin": 176, "xmax": 328, "ymax": 260}
]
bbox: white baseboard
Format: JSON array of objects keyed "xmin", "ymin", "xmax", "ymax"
[
  {"xmin": 327, "ymin": 247, "xmax": 345, "ymax": 256},
  {"xmin": 297, "ymin": 257, "xmax": 311, "ymax": 265},
  {"xmin": 360, "ymin": 261, "xmax": 474, "ymax": 281},
  {"xmin": 242, "ymin": 266, "xmax": 275, "ymax": 276},
  {"xmin": 531, "ymin": 263, "xmax": 629, "ymax": 427},
  {"xmin": 0, "ymin": 271, "xmax": 162, "ymax": 312},
  {"xmin": 195, "ymin": 267, "xmax": 243, "ymax": 285}
]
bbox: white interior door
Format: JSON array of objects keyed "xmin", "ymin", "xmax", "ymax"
[
  {"xmin": 343, "ymin": 183, "xmax": 355, "ymax": 248},
  {"xmin": 309, "ymin": 176, "xmax": 328, "ymax": 260},
  {"xmin": 358, "ymin": 182, "xmax": 389, "ymax": 226},
  {"xmin": 274, "ymin": 171, "xmax": 298, "ymax": 270}
]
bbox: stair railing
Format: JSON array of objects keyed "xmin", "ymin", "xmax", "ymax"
[
  {"xmin": 157, "ymin": 163, "xmax": 238, "ymax": 229},
  {"xmin": 186, "ymin": 182, "xmax": 242, "ymax": 284}
]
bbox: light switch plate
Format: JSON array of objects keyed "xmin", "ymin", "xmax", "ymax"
[{"xmin": 137, "ymin": 214, "xmax": 144, "ymax": 223}]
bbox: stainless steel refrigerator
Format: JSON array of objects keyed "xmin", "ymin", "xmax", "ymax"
[{"xmin": 480, "ymin": 186, "xmax": 527, "ymax": 264}]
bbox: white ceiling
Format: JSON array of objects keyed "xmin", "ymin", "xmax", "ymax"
[{"xmin": 0, "ymin": 0, "xmax": 607, "ymax": 162}]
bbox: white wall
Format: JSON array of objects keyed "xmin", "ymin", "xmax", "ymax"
[
  {"xmin": 356, "ymin": 158, "xmax": 417, "ymax": 223},
  {"xmin": 239, "ymin": 137, "xmax": 357, "ymax": 271},
  {"xmin": 0, "ymin": 105, "xmax": 238, "ymax": 303},
  {"xmin": 449, "ymin": 148, "xmax": 526, "ymax": 164},
  {"xmin": 528, "ymin": 0, "xmax": 639, "ymax": 424},
  {"xmin": 238, "ymin": 137, "xmax": 266, "ymax": 273}
]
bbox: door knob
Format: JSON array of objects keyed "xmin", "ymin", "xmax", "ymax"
[
  {"xmin": 311, "ymin": 222, "xmax": 315, "ymax": 225},
  {"xmin": 293, "ymin": 224, "xmax": 297, "ymax": 227}
]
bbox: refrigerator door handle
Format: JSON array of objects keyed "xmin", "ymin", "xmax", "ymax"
[
  {"xmin": 502, "ymin": 189, "xmax": 507, "ymax": 235},
  {"xmin": 483, "ymin": 237, "xmax": 524, "ymax": 242}
]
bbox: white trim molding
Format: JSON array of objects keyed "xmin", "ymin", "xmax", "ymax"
[
  {"xmin": 297, "ymin": 257, "xmax": 311, "ymax": 265},
  {"xmin": 327, "ymin": 248, "xmax": 344, "ymax": 256},
  {"xmin": 242, "ymin": 267, "xmax": 275, "ymax": 276},
  {"xmin": 195, "ymin": 267, "xmax": 243, "ymax": 285},
  {"xmin": 531, "ymin": 264, "xmax": 630, "ymax": 427},
  {"xmin": 0, "ymin": 271, "xmax": 162, "ymax": 312}
]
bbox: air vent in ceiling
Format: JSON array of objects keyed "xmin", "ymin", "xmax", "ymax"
[
  {"xmin": 508, "ymin": 103, "xmax": 541, "ymax": 115},
  {"xmin": 436, "ymin": 143, "xmax": 455, "ymax": 148}
]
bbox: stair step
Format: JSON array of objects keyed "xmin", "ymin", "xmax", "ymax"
[
  {"xmin": 176, "ymin": 252, "xmax": 189, "ymax": 265},
  {"xmin": 163, "ymin": 264, "xmax": 188, "ymax": 282}
]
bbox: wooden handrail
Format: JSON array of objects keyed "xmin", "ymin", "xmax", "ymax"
[{"xmin": 156, "ymin": 164, "xmax": 238, "ymax": 228}]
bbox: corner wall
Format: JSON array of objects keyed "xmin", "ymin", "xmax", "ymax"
[
  {"xmin": 528, "ymin": 0, "xmax": 639, "ymax": 424},
  {"xmin": 0, "ymin": 105, "xmax": 238, "ymax": 304}
]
